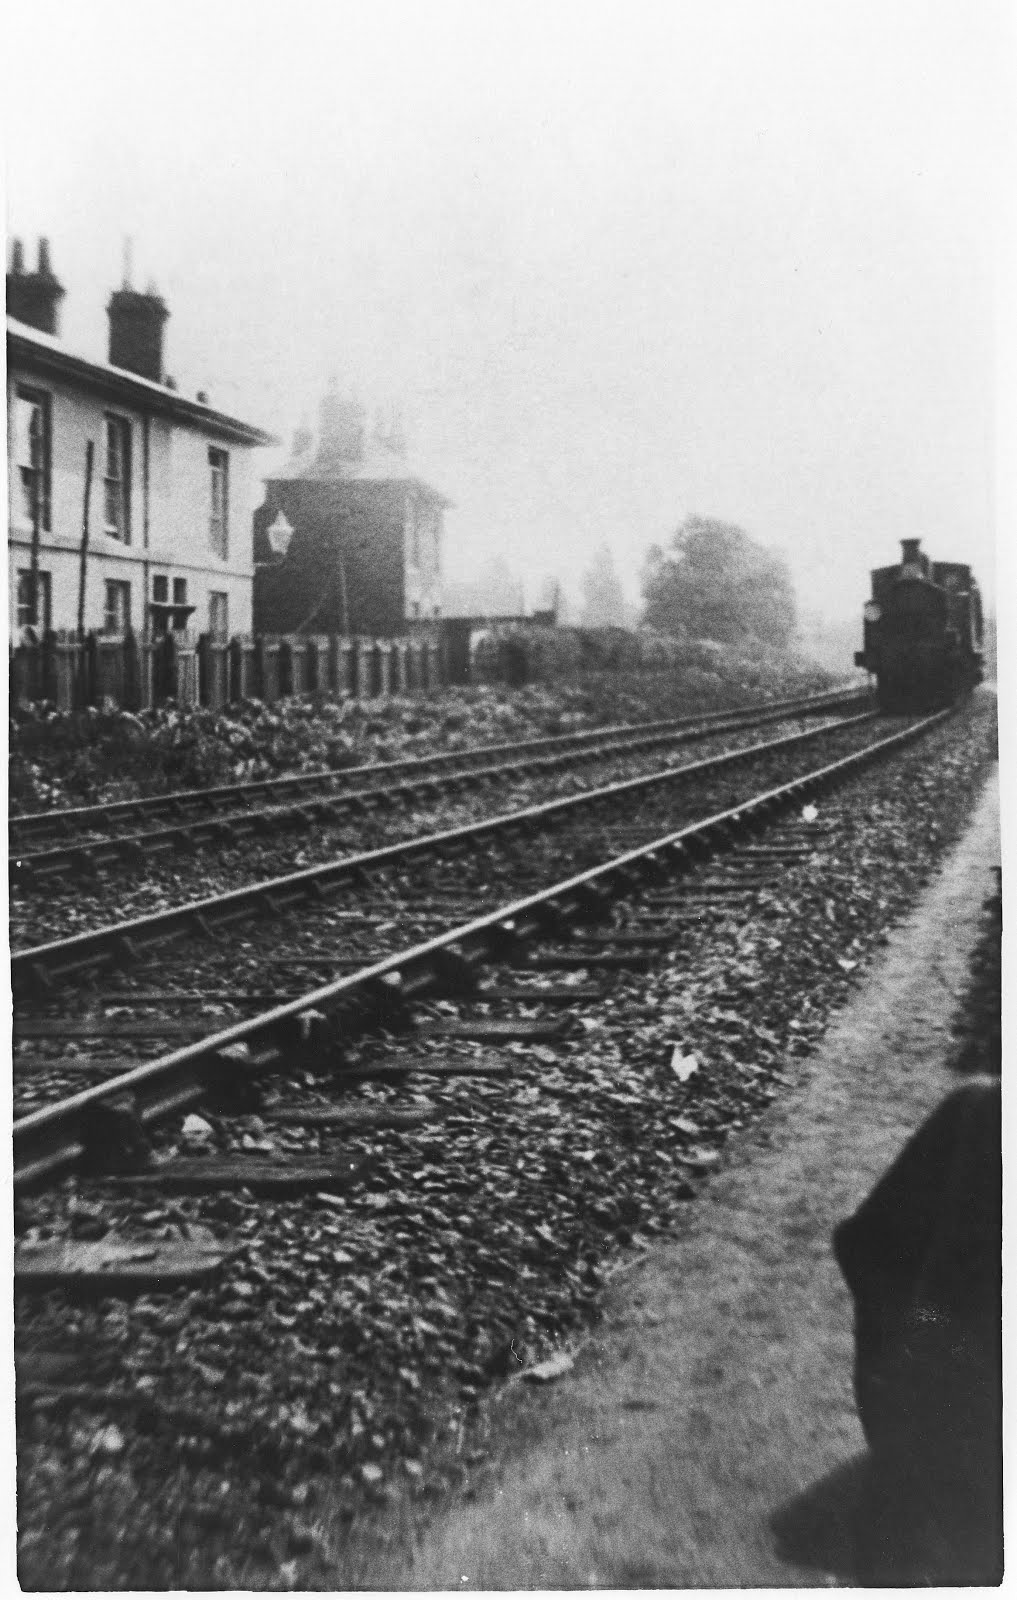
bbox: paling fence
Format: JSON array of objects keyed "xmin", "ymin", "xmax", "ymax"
[{"xmin": 9, "ymin": 629, "xmax": 446, "ymax": 712}]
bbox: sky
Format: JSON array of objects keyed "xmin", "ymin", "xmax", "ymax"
[{"xmin": 5, "ymin": 0, "xmax": 1009, "ymax": 620}]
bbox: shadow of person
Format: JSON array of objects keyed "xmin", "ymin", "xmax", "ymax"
[
  {"xmin": 773, "ymin": 1446, "xmax": 1003, "ymax": 1587},
  {"xmin": 770, "ymin": 1453, "xmax": 871, "ymax": 1583}
]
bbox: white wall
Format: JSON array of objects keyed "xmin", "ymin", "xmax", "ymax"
[
  {"xmin": 403, "ymin": 487, "xmax": 443, "ymax": 619},
  {"xmin": 7, "ymin": 363, "xmax": 259, "ymax": 635}
]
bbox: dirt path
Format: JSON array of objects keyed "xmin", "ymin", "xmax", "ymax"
[{"xmin": 361, "ymin": 767, "xmax": 1000, "ymax": 1590}]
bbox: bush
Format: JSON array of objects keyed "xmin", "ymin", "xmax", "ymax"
[{"xmin": 9, "ymin": 650, "xmax": 838, "ymax": 815}]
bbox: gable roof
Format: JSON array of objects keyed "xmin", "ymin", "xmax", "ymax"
[{"xmin": 7, "ymin": 315, "xmax": 277, "ymax": 448}]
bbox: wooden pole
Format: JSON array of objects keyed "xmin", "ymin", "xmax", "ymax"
[
  {"xmin": 28, "ymin": 454, "xmax": 42, "ymax": 629},
  {"xmin": 335, "ymin": 540, "xmax": 350, "ymax": 635},
  {"xmin": 77, "ymin": 441, "xmax": 95, "ymax": 639},
  {"xmin": 76, "ymin": 442, "xmax": 95, "ymax": 707}
]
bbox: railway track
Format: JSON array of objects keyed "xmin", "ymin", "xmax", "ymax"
[
  {"xmin": 12, "ymin": 709, "xmax": 877, "ymax": 999},
  {"xmin": 9, "ymin": 687, "xmax": 864, "ymax": 882},
  {"xmin": 15, "ymin": 694, "xmax": 999, "ymax": 1590},
  {"xmin": 15, "ymin": 707, "xmax": 938, "ymax": 1190}
]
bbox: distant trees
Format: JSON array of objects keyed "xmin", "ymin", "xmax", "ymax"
[
  {"xmin": 579, "ymin": 544, "xmax": 626, "ymax": 628},
  {"xmin": 641, "ymin": 516, "xmax": 797, "ymax": 650}
]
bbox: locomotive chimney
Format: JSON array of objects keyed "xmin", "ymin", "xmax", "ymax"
[{"xmin": 900, "ymin": 538, "xmax": 930, "ymax": 578}]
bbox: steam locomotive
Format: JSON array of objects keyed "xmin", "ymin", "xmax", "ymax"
[{"xmin": 855, "ymin": 539, "xmax": 983, "ymax": 712}]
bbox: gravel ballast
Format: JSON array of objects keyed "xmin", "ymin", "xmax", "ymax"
[{"xmin": 14, "ymin": 694, "xmax": 997, "ymax": 1589}]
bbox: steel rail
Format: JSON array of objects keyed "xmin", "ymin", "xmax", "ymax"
[
  {"xmin": 9, "ymin": 686, "xmax": 867, "ymax": 847},
  {"xmin": 13, "ymin": 708, "xmax": 947, "ymax": 1189},
  {"xmin": 9, "ymin": 690, "xmax": 868, "ymax": 882},
  {"xmin": 11, "ymin": 711, "xmax": 874, "ymax": 995}
]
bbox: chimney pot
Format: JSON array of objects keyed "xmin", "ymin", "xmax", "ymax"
[
  {"xmin": 316, "ymin": 388, "xmax": 365, "ymax": 471},
  {"xmin": 7, "ymin": 235, "xmax": 65, "ymax": 333},
  {"xmin": 107, "ymin": 284, "xmax": 170, "ymax": 381}
]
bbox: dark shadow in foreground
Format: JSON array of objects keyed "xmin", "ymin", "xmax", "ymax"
[{"xmin": 773, "ymin": 1447, "xmax": 1002, "ymax": 1586}]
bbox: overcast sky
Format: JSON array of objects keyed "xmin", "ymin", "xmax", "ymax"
[{"xmin": 6, "ymin": 0, "xmax": 1007, "ymax": 618}]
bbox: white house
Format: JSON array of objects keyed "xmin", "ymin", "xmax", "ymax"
[{"xmin": 7, "ymin": 239, "xmax": 275, "ymax": 641}]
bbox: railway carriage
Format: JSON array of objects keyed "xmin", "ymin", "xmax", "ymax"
[{"xmin": 855, "ymin": 539, "xmax": 983, "ymax": 712}]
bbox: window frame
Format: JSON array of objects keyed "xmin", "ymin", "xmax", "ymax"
[
  {"xmin": 14, "ymin": 386, "xmax": 52, "ymax": 532},
  {"xmin": 17, "ymin": 568, "xmax": 52, "ymax": 631},
  {"xmin": 103, "ymin": 578, "xmax": 132, "ymax": 636},
  {"xmin": 103, "ymin": 413, "xmax": 132, "ymax": 543},
  {"xmin": 209, "ymin": 447, "xmax": 230, "ymax": 559},
  {"xmin": 151, "ymin": 574, "xmax": 170, "ymax": 634}
]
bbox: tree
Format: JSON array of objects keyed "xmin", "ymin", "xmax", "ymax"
[
  {"xmin": 580, "ymin": 544, "xmax": 626, "ymax": 628},
  {"xmin": 641, "ymin": 515, "xmax": 797, "ymax": 649}
]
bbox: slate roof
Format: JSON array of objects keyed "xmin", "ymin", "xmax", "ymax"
[{"xmin": 7, "ymin": 315, "xmax": 277, "ymax": 448}]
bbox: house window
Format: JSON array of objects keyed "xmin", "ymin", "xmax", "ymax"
[
  {"xmin": 208, "ymin": 591, "xmax": 229, "ymax": 639},
  {"xmin": 151, "ymin": 574, "xmax": 169, "ymax": 634},
  {"xmin": 104, "ymin": 414, "xmax": 132, "ymax": 541},
  {"xmin": 408, "ymin": 499, "xmax": 419, "ymax": 566},
  {"xmin": 17, "ymin": 569, "xmax": 52, "ymax": 630},
  {"xmin": 14, "ymin": 387, "xmax": 51, "ymax": 530},
  {"xmin": 103, "ymin": 579, "xmax": 132, "ymax": 635},
  {"xmin": 209, "ymin": 448, "xmax": 229, "ymax": 558},
  {"xmin": 172, "ymin": 577, "xmax": 188, "ymax": 631}
]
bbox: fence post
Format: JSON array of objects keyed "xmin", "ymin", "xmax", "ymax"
[
  {"xmin": 353, "ymin": 639, "xmax": 370, "ymax": 698},
  {"xmin": 197, "ymin": 633, "xmax": 211, "ymax": 706},
  {"xmin": 123, "ymin": 630, "xmax": 142, "ymax": 710},
  {"xmin": 391, "ymin": 639, "xmax": 407, "ymax": 696},
  {"xmin": 303, "ymin": 636, "xmax": 318, "ymax": 697},
  {"xmin": 277, "ymin": 637, "xmax": 293, "ymax": 698},
  {"xmin": 286, "ymin": 634, "xmax": 308, "ymax": 697},
  {"xmin": 257, "ymin": 636, "xmax": 281, "ymax": 702},
  {"xmin": 321, "ymin": 634, "xmax": 337, "ymax": 696},
  {"xmin": 199, "ymin": 634, "xmax": 229, "ymax": 708},
  {"xmin": 377, "ymin": 640, "xmax": 392, "ymax": 697},
  {"xmin": 253, "ymin": 635, "xmax": 267, "ymax": 699},
  {"xmin": 53, "ymin": 630, "xmax": 76, "ymax": 711},
  {"xmin": 336, "ymin": 637, "xmax": 352, "ymax": 694},
  {"xmin": 174, "ymin": 630, "xmax": 197, "ymax": 705}
]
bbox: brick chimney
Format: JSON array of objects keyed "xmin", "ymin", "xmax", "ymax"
[
  {"xmin": 7, "ymin": 237, "xmax": 66, "ymax": 335},
  {"xmin": 315, "ymin": 381, "xmax": 365, "ymax": 472},
  {"xmin": 107, "ymin": 279, "xmax": 170, "ymax": 382}
]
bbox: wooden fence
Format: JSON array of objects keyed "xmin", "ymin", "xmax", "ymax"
[{"xmin": 9, "ymin": 629, "xmax": 445, "ymax": 712}]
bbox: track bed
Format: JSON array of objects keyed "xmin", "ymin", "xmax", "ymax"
[{"xmin": 14, "ymin": 694, "xmax": 996, "ymax": 1589}]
